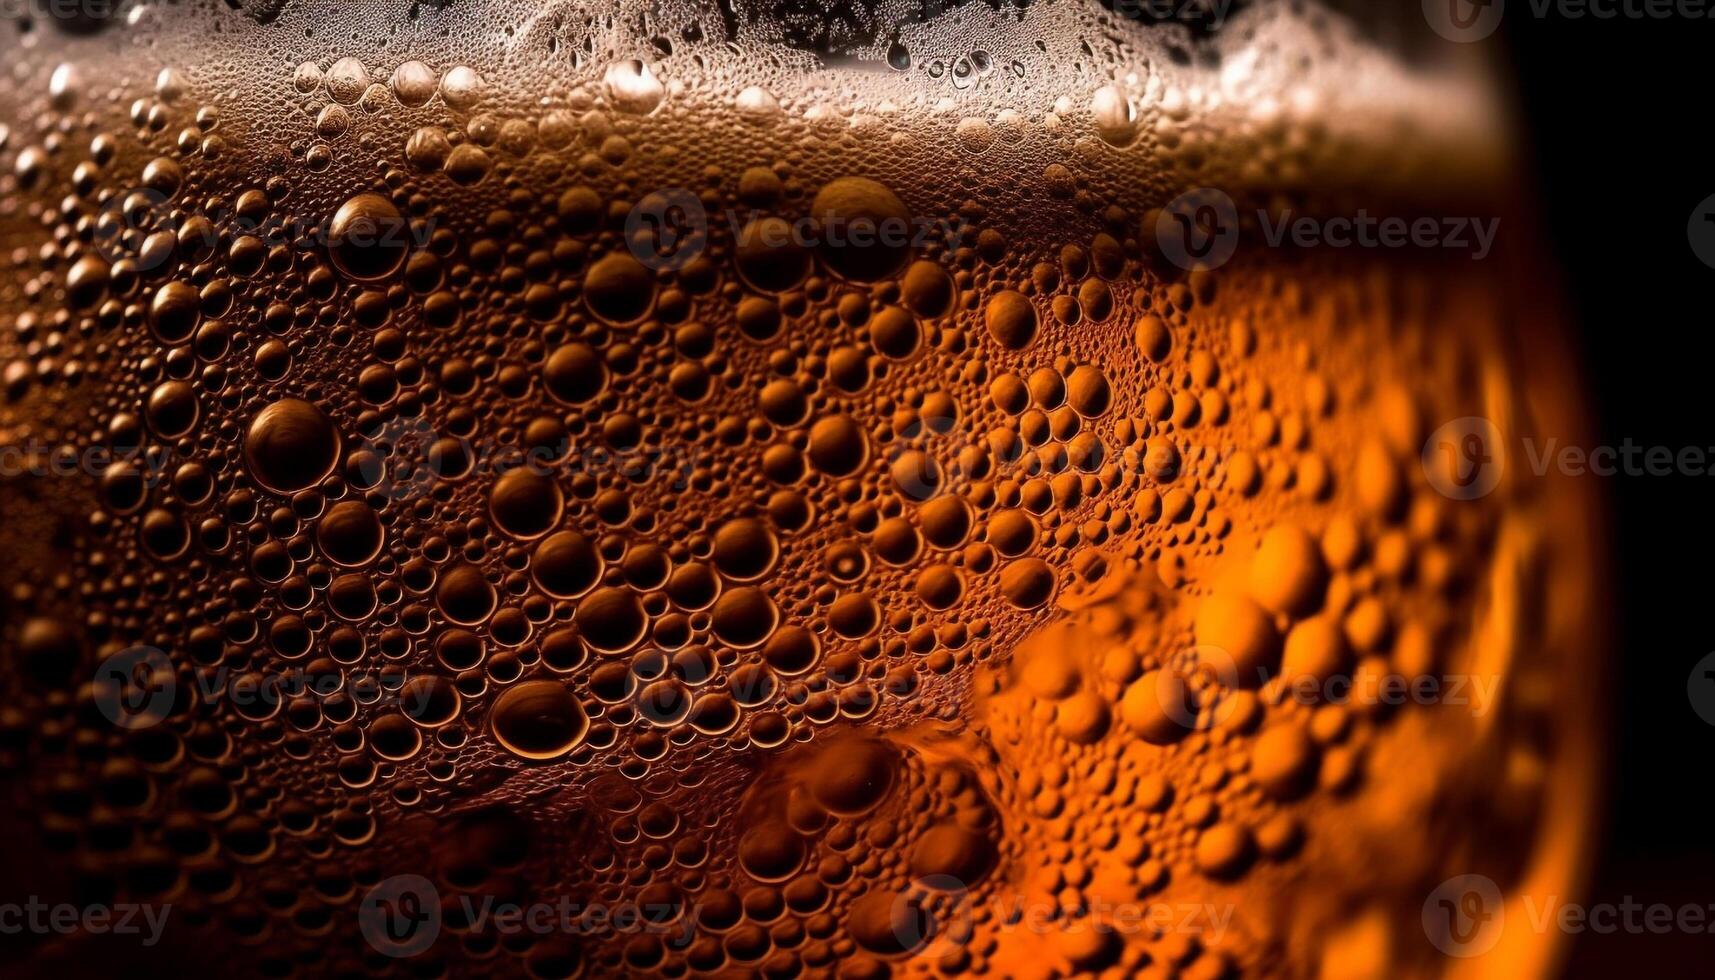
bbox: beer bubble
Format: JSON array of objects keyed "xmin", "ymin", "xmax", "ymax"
[
  {"xmin": 985, "ymin": 289, "xmax": 1038, "ymax": 350},
  {"xmin": 489, "ymin": 468, "xmax": 565, "ymax": 540},
  {"xmin": 804, "ymin": 413, "xmax": 867, "ymax": 476},
  {"xmin": 439, "ymin": 65, "xmax": 485, "ymax": 108},
  {"xmin": 316, "ymin": 500, "xmax": 384, "ymax": 567},
  {"xmin": 326, "ymin": 193, "xmax": 410, "ymax": 281},
  {"xmin": 491, "ymin": 680, "xmax": 588, "ymax": 760},
  {"xmin": 326, "ymin": 57, "xmax": 370, "ymax": 104},
  {"xmin": 583, "ymin": 252, "xmax": 656, "ymax": 323},
  {"xmin": 390, "ymin": 60, "xmax": 439, "ymax": 107},
  {"xmin": 443, "ymin": 143, "xmax": 491, "ymax": 184},
  {"xmin": 605, "ymin": 60, "xmax": 665, "ymax": 115},
  {"xmin": 810, "ymin": 177, "xmax": 913, "ymax": 282},
  {"xmin": 243, "ymin": 398, "xmax": 340, "ymax": 495},
  {"xmin": 436, "ymin": 562, "xmax": 498, "ymax": 626},
  {"xmin": 405, "ymin": 126, "xmax": 452, "ymax": 170}
]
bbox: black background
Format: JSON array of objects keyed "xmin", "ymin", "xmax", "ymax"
[{"xmin": 1504, "ymin": 7, "xmax": 1715, "ymax": 976}]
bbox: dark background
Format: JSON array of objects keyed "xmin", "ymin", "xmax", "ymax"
[{"xmin": 1504, "ymin": 8, "xmax": 1715, "ymax": 977}]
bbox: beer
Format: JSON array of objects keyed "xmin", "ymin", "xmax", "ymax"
[{"xmin": 0, "ymin": 2, "xmax": 1604, "ymax": 977}]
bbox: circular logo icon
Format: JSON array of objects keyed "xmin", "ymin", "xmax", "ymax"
[
  {"xmin": 1155, "ymin": 187, "xmax": 1239, "ymax": 272},
  {"xmin": 1163, "ymin": 645, "xmax": 1251, "ymax": 730},
  {"xmin": 92, "ymin": 646, "xmax": 176, "ymax": 730},
  {"xmin": 90, "ymin": 187, "xmax": 175, "ymax": 271},
  {"xmin": 1686, "ymin": 651, "xmax": 1715, "ymax": 726},
  {"xmin": 1423, "ymin": 0, "xmax": 1504, "ymax": 43},
  {"xmin": 1687, "ymin": 193, "xmax": 1715, "ymax": 269},
  {"xmin": 1422, "ymin": 417, "xmax": 1504, "ymax": 500},
  {"xmin": 888, "ymin": 879, "xmax": 965, "ymax": 958},
  {"xmin": 350, "ymin": 414, "xmax": 471, "ymax": 504},
  {"xmin": 359, "ymin": 874, "xmax": 441, "ymax": 958},
  {"xmin": 625, "ymin": 187, "xmax": 708, "ymax": 272},
  {"xmin": 884, "ymin": 443, "xmax": 947, "ymax": 502},
  {"xmin": 1422, "ymin": 873, "xmax": 1504, "ymax": 957}
]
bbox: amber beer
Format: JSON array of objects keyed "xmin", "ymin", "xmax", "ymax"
[{"xmin": 0, "ymin": 2, "xmax": 1604, "ymax": 978}]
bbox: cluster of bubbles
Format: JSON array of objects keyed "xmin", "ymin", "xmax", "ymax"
[{"xmin": 0, "ymin": 1, "xmax": 1596, "ymax": 978}]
